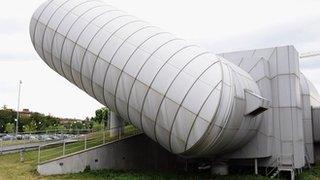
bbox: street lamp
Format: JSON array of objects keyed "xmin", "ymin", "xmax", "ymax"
[{"xmin": 15, "ymin": 80, "xmax": 22, "ymax": 136}]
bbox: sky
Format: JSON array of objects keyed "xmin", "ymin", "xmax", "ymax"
[{"xmin": 0, "ymin": 0, "xmax": 320, "ymax": 119}]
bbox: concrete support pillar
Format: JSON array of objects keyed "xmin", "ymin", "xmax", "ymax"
[
  {"xmin": 211, "ymin": 161, "xmax": 228, "ymax": 175},
  {"xmin": 110, "ymin": 111, "xmax": 124, "ymax": 138},
  {"xmin": 254, "ymin": 158, "xmax": 258, "ymax": 175}
]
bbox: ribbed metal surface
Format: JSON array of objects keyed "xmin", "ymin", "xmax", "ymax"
[
  {"xmin": 30, "ymin": 0, "xmax": 262, "ymax": 157},
  {"xmin": 301, "ymin": 73, "xmax": 320, "ymax": 143}
]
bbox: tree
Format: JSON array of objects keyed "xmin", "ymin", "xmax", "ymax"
[
  {"xmin": 1, "ymin": 105, "xmax": 7, "ymax": 110},
  {"xmin": 45, "ymin": 124, "xmax": 66, "ymax": 132},
  {"xmin": 0, "ymin": 109, "xmax": 16, "ymax": 133},
  {"xmin": 70, "ymin": 122, "xmax": 85, "ymax": 131},
  {"xmin": 92, "ymin": 121, "xmax": 102, "ymax": 131},
  {"xmin": 91, "ymin": 107, "xmax": 109, "ymax": 124},
  {"xmin": 23, "ymin": 123, "xmax": 37, "ymax": 133},
  {"xmin": 5, "ymin": 123, "xmax": 14, "ymax": 133}
]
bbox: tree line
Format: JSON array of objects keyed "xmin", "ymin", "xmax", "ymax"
[{"xmin": 0, "ymin": 106, "xmax": 110, "ymax": 134}]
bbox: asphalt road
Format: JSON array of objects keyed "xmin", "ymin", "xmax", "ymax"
[{"xmin": 0, "ymin": 140, "xmax": 77, "ymax": 154}]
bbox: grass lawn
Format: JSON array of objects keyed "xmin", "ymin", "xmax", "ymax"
[
  {"xmin": 1, "ymin": 139, "xmax": 39, "ymax": 147},
  {"xmin": 297, "ymin": 164, "xmax": 320, "ymax": 180}
]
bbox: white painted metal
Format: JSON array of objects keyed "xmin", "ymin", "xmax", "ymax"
[
  {"xmin": 30, "ymin": 0, "xmax": 266, "ymax": 157},
  {"xmin": 219, "ymin": 46, "xmax": 320, "ymax": 170}
]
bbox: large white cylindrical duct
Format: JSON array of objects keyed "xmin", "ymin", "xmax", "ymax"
[{"xmin": 30, "ymin": 0, "xmax": 267, "ymax": 157}]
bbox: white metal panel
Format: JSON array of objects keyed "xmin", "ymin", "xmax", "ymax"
[
  {"xmin": 141, "ymin": 115, "xmax": 156, "ymax": 141},
  {"xmin": 38, "ymin": 2, "xmax": 61, "ymax": 25},
  {"xmin": 81, "ymin": 51, "xmax": 97, "ymax": 95},
  {"xmin": 71, "ymin": 1, "xmax": 104, "ymax": 16},
  {"xmin": 66, "ymin": 6, "xmax": 111, "ymax": 42},
  {"xmin": 166, "ymin": 72, "xmax": 196, "ymax": 104},
  {"xmin": 156, "ymin": 97, "xmax": 180, "ymax": 135},
  {"xmin": 186, "ymin": 117, "xmax": 210, "ymax": 150},
  {"xmin": 151, "ymin": 64, "xmax": 180, "ymax": 95},
  {"xmin": 123, "ymin": 34, "xmax": 175, "ymax": 78},
  {"xmin": 97, "ymin": 17, "xmax": 139, "ymax": 62},
  {"xmin": 128, "ymin": 81, "xmax": 148, "ymax": 112},
  {"xmin": 199, "ymin": 88, "xmax": 221, "ymax": 122},
  {"xmin": 168, "ymin": 46, "xmax": 205, "ymax": 69},
  {"xmin": 137, "ymin": 40, "xmax": 188, "ymax": 85},
  {"xmin": 155, "ymin": 125, "xmax": 170, "ymax": 150},
  {"xmin": 143, "ymin": 89, "xmax": 163, "ymax": 120},
  {"xmin": 182, "ymin": 81, "xmax": 212, "ymax": 114},
  {"xmin": 71, "ymin": 45, "xmax": 86, "ymax": 88},
  {"xmin": 171, "ymin": 107, "xmax": 196, "ymax": 143},
  {"xmin": 199, "ymin": 63, "xmax": 222, "ymax": 88}
]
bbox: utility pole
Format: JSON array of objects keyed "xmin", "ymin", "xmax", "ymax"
[{"xmin": 15, "ymin": 80, "xmax": 22, "ymax": 136}]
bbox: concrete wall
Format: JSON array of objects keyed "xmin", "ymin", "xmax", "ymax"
[{"xmin": 38, "ymin": 134, "xmax": 187, "ymax": 175}]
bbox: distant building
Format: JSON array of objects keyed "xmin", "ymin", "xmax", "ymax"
[
  {"xmin": 59, "ymin": 118, "xmax": 83, "ymax": 125},
  {"xmin": 19, "ymin": 109, "xmax": 32, "ymax": 118}
]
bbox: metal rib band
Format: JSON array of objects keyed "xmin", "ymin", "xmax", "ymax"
[{"xmin": 167, "ymin": 61, "xmax": 220, "ymax": 152}]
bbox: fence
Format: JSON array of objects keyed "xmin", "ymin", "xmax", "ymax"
[
  {"xmin": 0, "ymin": 128, "xmax": 98, "ymax": 155},
  {"xmin": 37, "ymin": 125, "xmax": 140, "ymax": 164}
]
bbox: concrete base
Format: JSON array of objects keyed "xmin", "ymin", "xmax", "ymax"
[{"xmin": 38, "ymin": 134, "xmax": 189, "ymax": 175}]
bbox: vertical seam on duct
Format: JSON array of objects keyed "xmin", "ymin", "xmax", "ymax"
[
  {"xmin": 140, "ymin": 51, "xmax": 211, "ymax": 151},
  {"xmin": 49, "ymin": 0, "xmax": 97, "ymax": 79},
  {"xmin": 40, "ymin": 0, "xmax": 75, "ymax": 70},
  {"xmin": 98, "ymin": 19, "xmax": 145, "ymax": 106},
  {"xmin": 184, "ymin": 80, "xmax": 222, "ymax": 151},
  {"xmin": 126, "ymin": 45, "xmax": 196, "ymax": 142},
  {"xmin": 114, "ymin": 37, "xmax": 182, "ymax": 126},
  {"xmin": 167, "ymin": 60, "xmax": 220, "ymax": 152},
  {"xmin": 61, "ymin": 5, "xmax": 110, "ymax": 87},
  {"xmin": 86, "ymin": 14, "xmax": 132, "ymax": 103},
  {"xmin": 31, "ymin": 0, "xmax": 56, "ymax": 45},
  {"xmin": 112, "ymin": 34, "xmax": 176, "ymax": 120},
  {"xmin": 70, "ymin": 9, "xmax": 121, "ymax": 94},
  {"xmin": 185, "ymin": 60, "xmax": 225, "ymax": 155},
  {"xmin": 86, "ymin": 25, "xmax": 154, "ymax": 98}
]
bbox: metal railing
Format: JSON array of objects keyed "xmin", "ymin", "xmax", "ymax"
[
  {"xmin": 37, "ymin": 125, "xmax": 140, "ymax": 164},
  {"xmin": 266, "ymin": 156, "xmax": 281, "ymax": 177},
  {"xmin": 0, "ymin": 129, "xmax": 97, "ymax": 155},
  {"xmin": 266, "ymin": 155, "xmax": 295, "ymax": 178}
]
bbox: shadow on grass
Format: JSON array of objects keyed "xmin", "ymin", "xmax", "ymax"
[{"xmin": 45, "ymin": 169, "xmax": 270, "ymax": 180}]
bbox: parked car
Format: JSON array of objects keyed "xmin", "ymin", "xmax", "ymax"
[{"xmin": 2, "ymin": 134, "xmax": 16, "ymax": 141}]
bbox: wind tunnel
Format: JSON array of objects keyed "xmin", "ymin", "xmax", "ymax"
[{"xmin": 30, "ymin": 0, "xmax": 268, "ymax": 157}]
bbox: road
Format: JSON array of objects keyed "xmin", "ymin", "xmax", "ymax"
[{"xmin": 0, "ymin": 139, "xmax": 77, "ymax": 154}]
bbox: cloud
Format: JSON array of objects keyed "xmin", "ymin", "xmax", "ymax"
[
  {"xmin": 0, "ymin": 18, "xmax": 25, "ymax": 35},
  {"xmin": 0, "ymin": 0, "xmax": 319, "ymax": 118},
  {"xmin": 0, "ymin": 60, "xmax": 102, "ymax": 119},
  {"xmin": 0, "ymin": 53, "xmax": 37, "ymax": 62},
  {"xmin": 195, "ymin": 15, "xmax": 320, "ymax": 53}
]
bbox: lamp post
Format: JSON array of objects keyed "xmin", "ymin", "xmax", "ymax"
[{"xmin": 15, "ymin": 80, "xmax": 22, "ymax": 136}]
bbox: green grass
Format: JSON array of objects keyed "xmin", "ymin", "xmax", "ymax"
[
  {"xmin": 297, "ymin": 164, "xmax": 320, "ymax": 180},
  {"xmin": 0, "ymin": 126, "xmax": 142, "ymax": 179},
  {"xmin": 1, "ymin": 139, "xmax": 40, "ymax": 147},
  {"xmin": 0, "ymin": 149, "xmax": 271, "ymax": 180},
  {"xmin": 47, "ymin": 170, "xmax": 272, "ymax": 180}
]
